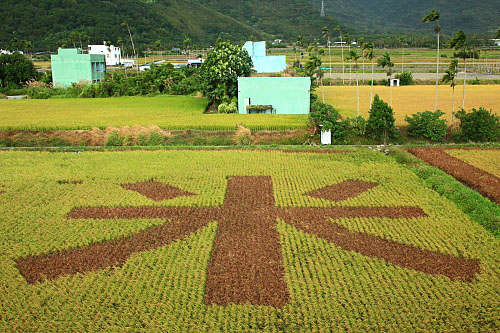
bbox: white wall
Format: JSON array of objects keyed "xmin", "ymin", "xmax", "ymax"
[{"xmin": 88, "ymin": 44, "xmax": 121, "ymax": 66}]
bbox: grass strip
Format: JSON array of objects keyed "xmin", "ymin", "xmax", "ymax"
[{"xmin": 391, "ymin": 148, "xmax": 500, "ymax": 238}]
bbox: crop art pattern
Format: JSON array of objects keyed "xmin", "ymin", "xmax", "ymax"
[
  {"xmin": 17, "ymin": 176, "xmax": 480, "ymax": 307},
  {"xmin": 409, "ymin": 147, "xmax": 500, "ymax": 205}
]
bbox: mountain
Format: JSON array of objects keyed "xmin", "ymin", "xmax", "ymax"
[
  {"xmin": 310, "ymin": 0, "xmax": 500, "ymax": 35},
  {"xmin": 0, "ymin": 0, "xmax": 338, "ymax": 50},
  {"xmin": 1, "ymin": 0, "xmax": 498, "ymax": 51}
]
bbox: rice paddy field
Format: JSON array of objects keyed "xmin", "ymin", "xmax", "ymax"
[
  {"xmin": 409, "ymin": 147, "xmax": 500, "ymax": 207},
  {"xmin": 446, "ymin": 148, "xmax": 500, "ymax": 177},
  {"xmin": 0, "ymin": 95, "xmax": 308, "ymax": 131},
  {"xmin": 0, "ymin": 148, "xmax": 499, "ymax": 331},
  {"xmin": 322, "ymin": 85, "xmax": 500, "ymax": 125}
]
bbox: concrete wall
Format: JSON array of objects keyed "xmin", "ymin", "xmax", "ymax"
[
  {"xmin": 51, "ymin": 49, "xmax": 106, "ymax": 87},
  {"xmin": 88, "ymin": 44, "xmax": 121, "ymax": 66},
  {"xmin": 238, "ymin": 77, "xmax": 311, "ymax": 115},
  {"xmin": 242, "ymin": 41, "xmax": 287, "ymax": 74}
]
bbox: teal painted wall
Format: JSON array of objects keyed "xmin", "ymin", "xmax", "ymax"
[
  {"xmin": 242, "ymin": 41, "xmax": 286, "ymax": 74},
  {"xmin": 238, "ymin": 77, "xmax": 311, "ymax": 115},
  {"xmin": 51, "ymin": 49, "xmax": 106, "ymax": 87}
]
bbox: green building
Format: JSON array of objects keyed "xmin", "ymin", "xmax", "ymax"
[
  {"xmin": 238, "ymin": 77, "xmax": 311, "ymax": 114},
  {"xmin": 51, "ymin": 48, "xmax": 106, "ymax": 87}
]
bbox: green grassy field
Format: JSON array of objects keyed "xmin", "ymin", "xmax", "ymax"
[
  {"xmin": 0, "ymin": 149, "xmax": 498, "ymax": 331},
  {"xmin": 0, "ymin": 95, "xmax": 309, "ymax": 131}
]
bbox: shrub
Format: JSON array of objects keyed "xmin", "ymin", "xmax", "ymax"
[
  {"xmin": 136, "ymin": 134, "xmax": 148, "ymax": 146},
  {"xmin": 396, "ymin": 71, "xmax": 414, "ymax": 86},
  {"xmin": 348, "ymin": 116, "xmax": 367, "ymax": 136},
  {"xmin": 218, "ymin": 101, "xmax": 237, "ymax": 113},
  {"xmin": 367, "ymin": 94, "xmax": 395, "ymax": 143},
  {"xmin": 405, "ymin": 110, "xmax": 448, "ymax": 142},
  {"xmin": 105, "ymin": 131, "xmax": 123, "ymax": 146},
  {"xmin": 147, "ymin": 132, "xmax": 164, "ymax": 146},
  {"xmin": 309, "ymin": 101, "xmax": 347, "ymax": 143},
  {"xmin": 455, "ymin": 107, "xmax": 500, "ymax": 142},
  {"xmin": 379, "ymin": 79, "xmax": 388, "ymax": 86}
]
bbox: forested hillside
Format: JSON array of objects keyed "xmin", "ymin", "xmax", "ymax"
[
  {"xmin": 1, "ymin": 0, "xmax": 498, "ymax": 51},
  {"xmin": 0, "ymin": 0, "xmax": 336, "ymax": 51},
  {"xmin": 311, "ymin": 0, "xmax": 500, "ymax": 35}
]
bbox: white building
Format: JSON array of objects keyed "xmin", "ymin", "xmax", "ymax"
[
  {"xmin": 121, "ymin": 59, "xmax": 135, "ymax": 68},
  {"xmin": 187, "ymin": 58, "xmax": 205, "ymax": 68},
  {"xmin": 491, "ymin": 39, "xmax": 500, "ymax": 47},
  {"xmin": 1, "ymin": 50, "xmax": 23, "ymax": 55},
  {"xmin": 88, "ymin": 43, "xmax": 121, "ymax": 66}
]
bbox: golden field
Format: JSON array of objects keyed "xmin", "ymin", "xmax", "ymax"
[
  {"xmin": 446, "ymin": 149, "xmax": 500, "ymax": 177},
  {"xmin": 320, "ymin": 85, "xmax": 500, "ymax": 125}
]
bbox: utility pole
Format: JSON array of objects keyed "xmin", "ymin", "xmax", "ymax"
[{"xmin": 320, "ymin": 1, "xmax": 325, "ymax": 17}]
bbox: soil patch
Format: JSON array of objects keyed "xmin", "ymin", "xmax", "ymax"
[
  {"xmin": 307, "ymin": 180, "xmax": 379, "ymax": 202},
  {"xmin": 408, "ymin": 147, "xmax": 500, "ymax": 205},
  {"xmin": 122, "ymin": 181, "xmax": 195, "ymax": 202},
  {"xmin": 16, "ymin": 177, "xmax": 480, "ymax": 307}
]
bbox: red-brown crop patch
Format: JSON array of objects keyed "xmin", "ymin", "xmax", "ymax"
[
  {"xmin": 408, "ymin": 147, "xmax": 500, "ymax": 205},
  {"xmin": 306, "ymin": 180, "xmax": 379, "ymax": 202},
  {"xmin": 121, "ymin": 181, "xmax": 195, "ymax": 202},
  {"xmin": 16, "ymin": 177, "xmax": 480, "ymax": 308}
]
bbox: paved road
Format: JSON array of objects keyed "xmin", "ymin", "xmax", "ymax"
[{"xmin": 324, "ymin": 72, "xmax": 500, "ymax": 80}]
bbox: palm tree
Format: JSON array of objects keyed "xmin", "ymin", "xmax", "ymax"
[
  {"xmin": 358, "ymin": 37, "xmax": 365, "ymax": 83},
  {"xmin": 321, "ymin": 26, "xmax": 332, "ymax": 83},
  {"xmin": 155, "ymin": 40, "xmax": 162, "ymax": 63},
  {"xmin": 346, "ymin": 50, "xmax": 361, "ymax": 116},
  {"xmin": 363, "ymin": 42, "xmax": 375, "ymax": 107},
  {"xmin": 398, "ymin": 37, "xmax": 406, "ymax": 72},
  {"xmin": 69, "ymin": 31, "xmax": 80, "ymax": 48},
  {"xmin": 296, "ymin": 35, "xmax": 303, "ymax": 59},
  {"xmin": 121, "ymin": 22, "xmax": 138, "ymax": 71},
  {"xmin": 450, "ymin": 31, "xmax": 467, "ymax": 109},
  {"xmin": 345, "ymin": 33, "xmax": 352, "ymax": 84},
  {"xmin": 422, "ymin": 9, "xmax": 441, "ymax": 112},
  {"xmin": 183, "ymin": 38, "xmax": 191, "ymax": 59},
  {"xmin": 334, "ymin": 26, "xmax": 345, "ymax": 84},
  {"xmin": 377, "ymin": 52, "xmax": 395, "ymax": 107},
  {"xmin": 305, "ymin": 54, "xmax": 324, "ymax": 102},
  {"xmin": 441, "ymin": 59, "xmax": 458, "ymax": 123}
]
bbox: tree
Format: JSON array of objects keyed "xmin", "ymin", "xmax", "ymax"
[
  {"xmin": 200, "ymin": 41, "xmax": 252, "ymax": 105},
  {"xmin": 449, "ymin": 30, "xmax": 467, "ymax": 109},
  {"xmin": 334, "ymin": 26, "xmax": 345, "ymax": 85},
  {"xmin": 363, "ymin": 42, "xmax": 375, "ymax": 107},
  {"xmin": 422, "ymin": 9, "xmax": 441, "ymax": 112},
  {"xmin": 346, "ymin": 50, "xmax": 361, "ymax": 116},
  {"xmin": 321, "ymin": 26, "xmax": 332, "ymax": 83},
  {"xmin": 154, "ymin": 40, "xmax": 162, "ymax": 63},
  {"xmin": 357, "ymin": 37, "xmax": 365, "ymax": 83},
  {"xmin": 441, "ymin": 59, "xmax": 458, "ymax": 123},
  {"xmin": 495, "ymin": 27, "xmax": 500, "ymax": 39},
  {"xmin": 183, "ymin": 38, "xmax": 192, "ymax": 58},
  {"xmin": 69, "ymin": 31, "xmax": 81, "ymax": 48},
  {"xmin": 377, "ymin": 52, "xmax": 395, "ymax": 107},
  {"xmin": 367, "ymin": 94, "xmax": 395, "ymax": 144},
  {"xmin": 121, "ymin": 22, "xmax": 138, "ymax": 72},
  {"xmin": 0, "ymin": 53, "xmax": 38, "ymax": 88},
  {"xmin": 304, "ymin": 54, "xmax": 324, "ymax": 102},
  {"xmin": 296, "ymin": 35, "xmax": 303, "ymax": 60},
  {"xmin": 398, "ymin": 37, "xmax": 406, "ymax": 72}
]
